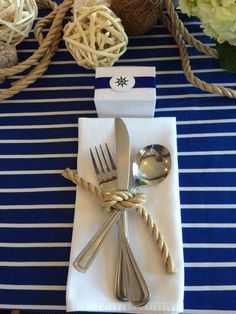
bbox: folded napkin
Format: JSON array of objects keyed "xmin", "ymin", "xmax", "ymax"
[{"xmin": 66, "ymin": 117, "xmax": 184, "ymax": 313}]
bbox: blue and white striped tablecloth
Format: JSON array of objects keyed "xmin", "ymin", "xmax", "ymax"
[{"xmin": 0, "ymin": 2, "xmax": 236, "ymax": 313}]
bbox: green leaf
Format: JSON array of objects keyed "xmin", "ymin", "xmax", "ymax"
[{"xmin": 216, "ymin": 42, "xmax": 236, "ymax": 74}]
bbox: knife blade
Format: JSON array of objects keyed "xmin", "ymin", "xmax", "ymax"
[{"xmin": 115, "ymin": 118, "xmax": 131, "ymax": 191}]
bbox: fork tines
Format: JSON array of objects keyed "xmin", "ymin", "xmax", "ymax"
[{"xmin": 90, "ymin": 143, "xmax": 117, "ymax": 182}]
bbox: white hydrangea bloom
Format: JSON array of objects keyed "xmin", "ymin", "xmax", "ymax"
[{"xmin": 179, "ymin": 0, "xmax": 236, "ymax": 46}]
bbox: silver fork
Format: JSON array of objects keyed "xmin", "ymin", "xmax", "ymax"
[
  {"xmin": 91, "ymin": 144, "xmax": 129, "ymax": 301},
  {"xmin": 73, "ymin": 144, "xmax": 149, "ymax": 306}
]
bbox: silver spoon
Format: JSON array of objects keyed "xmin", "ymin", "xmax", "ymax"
[
  {"xmin": 132, "ymin": 144, "xmax": 171, "ymax": 188},
  {"xmin": 116, "ymin": 144, "xmax": 172, "ymax": 303},
  {"xmin": 73, "ymin": 144, "xmax": 172, "ymax": 301}
]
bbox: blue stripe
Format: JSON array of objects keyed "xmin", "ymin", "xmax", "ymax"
[
  {"xmin": 0, "ymin": 158, "xmax": 76, "ymax": 171},
  {"xmin": 0, "ymin": 208, "xmax": 74, "ymax": 224},
  {"xmin": 185, "ymin": 267, "xmax": 236, "ymax": 286},
  {"xmin": 95, "ymin": 76, "xmax": 156, "ymax": 89},
  {"xmin": 0, "ymin": 289, "xmax": 66, "ymax": 306},
  {"xmin": 184, "ymin": 248, "xmax": 236, "ymax": 262},
  {"xmin": 183, "ymin": 228, "xmax": 236, "ymax": 243},
  {"xmin": 182, "ymin": 208, "xmax": 236, "ymax": 223},
  {"xmin": 180, "ymin": 191, "xmax": 236, "ymax": 204},
  {"xmin": 184, "ymin": 291, "xmax": 236, "ymax": 310},
  {"xmin": 0, "ymin": 266, "xmax": 68, "ymax": 285},
  {"xmin": 0, "ymin": 191, "xmax": 75, "ymax": 205},
  {"xmin": 0, "ymin": 247, "xmax": 71, "ymax": 262},
  {"xmin": 0, "ymin": 228, "xmax": 72, "ymax": 243}
]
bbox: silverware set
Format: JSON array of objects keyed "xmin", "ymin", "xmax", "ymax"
[{"xmin": 73, "ymin": 118, "xmax": 172, "ymax": 307}]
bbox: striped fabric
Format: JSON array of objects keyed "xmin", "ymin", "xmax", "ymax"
[{"xmin": 0, "ymin": 2, "xmax": 236, "ymax": 313}]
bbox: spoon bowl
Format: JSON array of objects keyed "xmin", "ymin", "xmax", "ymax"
[{"xmin": 133, "ymin": 144, "xmax": 171, "ymax": 187}]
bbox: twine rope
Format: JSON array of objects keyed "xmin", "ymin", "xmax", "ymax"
[
  {"xmin": 162, "ymin": 0, "xmax": 236, "ymax": 98},
  {"xmin": 62, "ymin": 167, "xmax": 177, "ymax": 274},
  {"xmin": 0, "ymin": 0, "xmax": 73, "ymax": 100}
]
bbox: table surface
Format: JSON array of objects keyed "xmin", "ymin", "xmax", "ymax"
[{"xmin": 0, "ymin": 2, "xmax": 236, "ymax": 313}]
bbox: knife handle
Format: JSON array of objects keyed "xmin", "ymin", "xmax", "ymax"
[
  {"xmin": 115, "ymin": 212, "xmax": 128, "ymax": 301},
  {"xmin": 73, "ymin": 210, "xmax": 122, "ymax": 272}
]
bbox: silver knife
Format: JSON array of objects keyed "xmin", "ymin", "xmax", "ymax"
[{"xmin": 115, "ymin": 118, "xmax": 150, "ymax": 306}]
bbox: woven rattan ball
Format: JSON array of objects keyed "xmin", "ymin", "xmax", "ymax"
[
  {"xmin": 63, "ymin": 5, "xmax": 128, "ymax": 70},
  {"xmin": 111, "ymin": 0, "xmax": 160, "ymax": 36},
  {"xmin": 0, "ymin": 0, "xmax": 38, "ymax": 46}
]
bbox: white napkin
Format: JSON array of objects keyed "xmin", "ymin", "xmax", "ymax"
[{"xmin": 66, "ymin": 117, "xmax": 184, "ymax": 313}]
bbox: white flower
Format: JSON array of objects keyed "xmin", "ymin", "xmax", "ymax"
[{"xmin": 179, "ymin": 0, "xmax": 236, "ymax": 46}]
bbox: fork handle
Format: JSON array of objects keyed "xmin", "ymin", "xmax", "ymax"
[{"xmin": 73, "ymin": 210, "xmax": 122, "ymax": 272}]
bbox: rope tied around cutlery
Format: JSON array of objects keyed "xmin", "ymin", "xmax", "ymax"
[{"xmin": 62, "ymin": 167, "xmax": 177, "ymax": 274}]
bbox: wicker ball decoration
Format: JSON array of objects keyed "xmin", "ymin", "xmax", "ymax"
[
  {"xmin": 63, "ymin": 5, "xmax": 128, "ymax": 69},
  {"xmin": 0, "ymin": 0, "xmax": 38, "ymax": 46},
  {"xmin": 111, "ymin": 0, "xmax": 160, "ymax": 36}
]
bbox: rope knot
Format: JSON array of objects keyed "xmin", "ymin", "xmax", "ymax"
[{"xmin": 101, "ymin": 190, "xmax": 146, "ymax": 213}]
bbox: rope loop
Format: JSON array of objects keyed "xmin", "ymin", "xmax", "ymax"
[{"xmin": 101, "ymin": 191, "xmax": 146, "ymax": 212}]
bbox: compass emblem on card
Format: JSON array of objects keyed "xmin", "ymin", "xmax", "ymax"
[{"xmin": 110, "ymin": 74, "xmax": 135, "ymax": 92}]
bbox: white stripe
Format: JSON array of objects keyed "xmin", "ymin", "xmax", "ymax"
[
  {"xmin": 177, "ymin": 118, "xmax": 236, "ymax": 124},
  {"xmin": 0, "ymin": 169, "xmax": 73, "ymax": 175},
  {"xmin": 11, "ymin": 73, "xmax": 95, "ymax": 79},
  {"xmin": 0, "ymin": 204, "xmax": 74, "ymax": 209},
  {"xmin": 157, "ymin": 93, "xmax": 221, "ymax": 99},
  {"xmin": 0, "ymin": 304, "xmax": 66, "ymax": 310},
  {"xmin": 0, "ymin": 284, "xmax": 66, "ymax": 290},
  {"xmin": 157, "ymin": 105, "xmax": 236, "ymax": 112},
  {"xmin": 179, "ymin": 150, "xmax": 236, "ymax": 156},
  {"xmin": 0, "ymin": 110, "xmax": 92, "ymax": 117},
  {"xmin": 182, "ymin": 223, "xmax": 236, "ymax": 228},
  {"xmin": 181, "ymin": 204, "xmax": 236, "ymax": 209},
  {"xmin": 179, "ymin": 168, "xmax": 236, "ymax": 173},
  {"xmin": 10, "ymin": 68, "xmax": 225, "ymax": 80},
  {"xmin": 178, "ymin": 132, "xmax": 236, "ymax": 138},
  {"xmin": 183, "ymin": 243, "xmax": 236, "ymax": 248},
  {"xmin": 0, "ymin": 242, "xmax": 71, "ymax": 247},
  {"xmin": 0, "ymin": 124, "xmax": 77, "ymax": 129},
  {"xmin": 158, "ymin": 82, "xmax": 236, "ymax": 88},
  {"xmin": 1, "ymin": 118, "xmax": 235, "ymax": 129},
  {"xmin": 185, "ymin": 285, "xmax": 236, "ymax": 291},
  {"xmin": 180, "ymin": 187, "xmax": 236, "ymax": 191},
  {"xmin": 0, "ymin": 223, "xmax": 73, "ymax": 228},
  {"xmin": 0, "ymin": 104, "xmax": 230, "ymax": 116},
  {"xmin": 22, "ymin": 86, "xmax": 93, "ymax": 92},
  {"xmin": 0, "ymin": 138, "xmax": 77, "ymax": 143},
  {"xmin": 0, "ymin": 97, "xmax": 93, "ymax": 104},
  {"xmin": 0, "ymin": 261, "xmax": 69, "ymax": 266},
  {"xmin": 185, "ymin": 262, "xmax": 236, "ymax": 267},
  {"xmin": 0, "ymin": 170, "xmax": 64, "ymax": 175},
  {"xmin": 18, "ymin": 44, "xmax": 215, "ymax": 52},
  {"xmin": 158, "ymin": 68, "xmax": 225, "ymax": 75},
  {"xmin": 0, "ymin": 153, "xmax": 77, "ymax": 158},
  {"xmin": 0, "ymin": 187, "xmax": 76, "ymax": 193},
  {"xmin": 0, "ymin": 104, "xmax": 229, "ymax": 116},
  {"xmin": 50, "ymin": 55, "xmax": 211, "ymax": 65}
]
